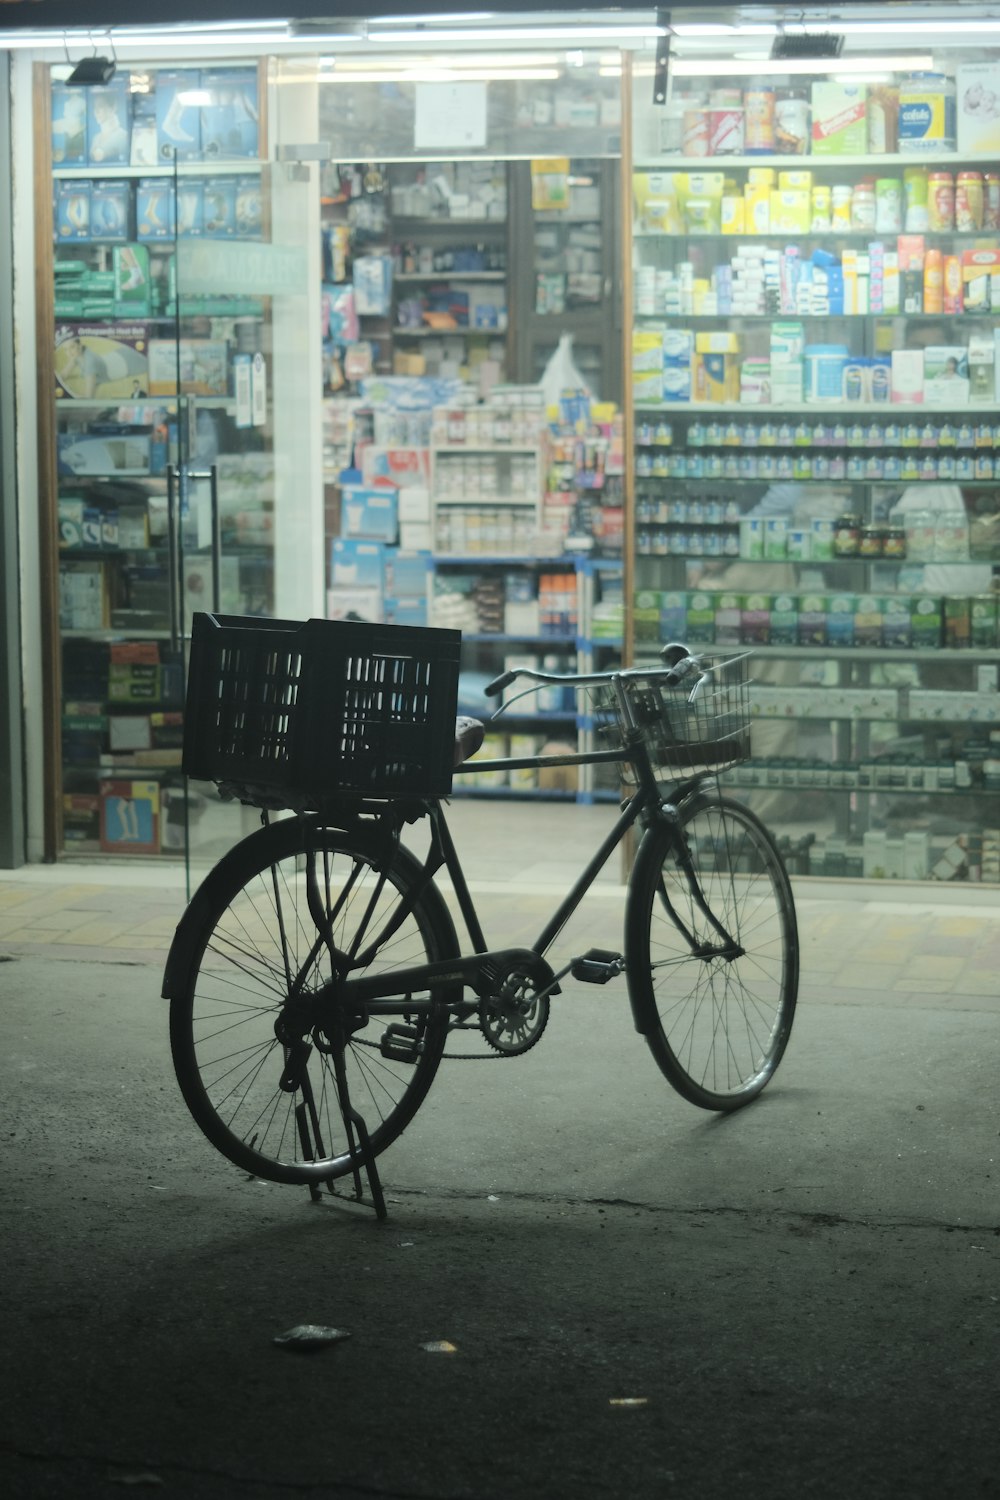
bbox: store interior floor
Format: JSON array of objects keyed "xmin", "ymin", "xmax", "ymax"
[{"xmin": 0, "ymin": 798, "xmax": 997, "ymax": 1011}]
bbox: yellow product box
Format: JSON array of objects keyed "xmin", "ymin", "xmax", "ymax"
[
  {"xmin": 632, "ymin": 329, "xmax": 664, "ymax": 371},
  {"xmin": 747, "ymin": 167, "xmax": 776, "ymax": 187},
  {"xmin": 633, "ymin": 172, "xmax": 680, "ymax": 233},
  {"xmin": 778, "ymin": 170, "xmax": 813, "ymax": 191},
  {"xmin": 633, "ymin": 370, "xmax": 665, "ymax": 402},
  {"xmin": 676, "ymin": 171, "xmax": 725, "ymax": 199},
  {"xmin": 769, "ymin": 189, "xmax": 811, "ymax": 233},
  {"xmin": 744, "ymin": 182, "xmax": 770, "ymax": 233},
  {"xmin": 693, "ymin": 352, "xmax": 740, "ymax": 403},
  {"xmin": 695, "ymin": 331, "xmax": 741, "ymax": 354},
  {"xmin": 721, "ymin": 193, "xmax": 746, "ymax": 233}
]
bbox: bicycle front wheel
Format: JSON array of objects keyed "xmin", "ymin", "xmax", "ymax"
[
  {"xmin": 626, "ymin": 794, "xmax": 798, "ymax": 1111},
  {"xmin": 167, "ymin": 817, "xmax": 456, "ymax": 1185}
]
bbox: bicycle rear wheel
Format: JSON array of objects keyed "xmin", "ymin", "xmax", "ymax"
[
  {"xmin": 166, "ymin": 816, "xmax": 456, "ymax": 1184},
  {"xmin": 626, "ymin": 794, "xmax": 798, "ymax": 1111}
]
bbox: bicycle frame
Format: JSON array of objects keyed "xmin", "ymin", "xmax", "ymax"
[{"xmin": 323, "ymin": 723, "xmax": 741, "ymax": 1031}]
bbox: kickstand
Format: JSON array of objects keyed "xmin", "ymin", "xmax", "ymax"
[
  {"xmin": 332, "ymin": 1044, "xmax": 387, "ymax": 1220},
  {"xmin": 294, "ymin": 1068, "xmax": 387, "ymax": 1220}
]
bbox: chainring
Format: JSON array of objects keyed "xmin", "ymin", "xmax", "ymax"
[{"xmin": 478, "ymin": 967, "xmax": 550, "ymax": 1056}]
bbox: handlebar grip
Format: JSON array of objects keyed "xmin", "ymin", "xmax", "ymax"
[{"xmin": 485, "ymin": 669, "xmax": 517, "ymax": 699}]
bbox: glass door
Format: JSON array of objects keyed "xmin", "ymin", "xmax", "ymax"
[{"xmin": 164, "ymin": 63, "xmax": 324, "ymax": 885}]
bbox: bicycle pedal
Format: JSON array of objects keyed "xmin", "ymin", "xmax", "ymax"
[
  {"xmin": 379, "ymin": 1023, "xmax": 423, "ymax": 1064},
  {"xmin": 571, "ymin": 949, "xmax": 626, "ymax": 985}
]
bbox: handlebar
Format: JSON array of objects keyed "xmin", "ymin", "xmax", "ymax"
[{"xmin": 484, "ymin": 641, "xmax": 706, "ymax": 701}]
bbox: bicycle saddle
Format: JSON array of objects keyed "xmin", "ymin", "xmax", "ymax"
[{"xmin": 454, "ymin": 716, "xmax": 485, "ymax": 767}]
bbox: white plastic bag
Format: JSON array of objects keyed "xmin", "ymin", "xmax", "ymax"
[{"xmin": 540, "ymin": 333, "xmax": 592, "ymax": 412}]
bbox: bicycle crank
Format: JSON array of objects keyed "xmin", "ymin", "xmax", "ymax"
[{"xmin": 478, "ymin": 966, "xmax": 550, "ymax": 1056}]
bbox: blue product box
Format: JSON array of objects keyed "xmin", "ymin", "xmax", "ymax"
[
  {"xmin": 137, "ymin": 179, "xmax": 175, "ymax": 241},
  {"xmin": 87, "ymin": 79, "xmax": 131, "ymax": 167},
  {"xmin": 128, "ymin": 90, "xmax": 159, "ymax": 168},
  {"xmin": 200, "ymin": 69, "xmax": 260, "ymax": 160},
  {"xmin": 385, "ymin": 549, "xmax": 432, "ymax": 599},
  {"xmin": 155, "ymin": 70, "xmax": 202, "ymax": 161},
  {"xmin": 54, "ymin": 181, "xmax": 91, "ymax": 242},
  {"xmin": 384, "ymin": 597, "xmax": 429, "ymax": 628},
  {"xmin": 176, "ymin": 179, "xmax": 204, "ymax": 238},
  {"xmin": 234, "ymin": 175, "xmax": 262, "ymax": 238},
  {"xmin": 89, "ymin": 180, "xmax": 130, "ymax": 241},
  {"xmin": 51, "ymin": 84, "xmax": 88, "ymax": 165},
  {"xmin": 203, "ymin": 177, "xmax": 237, "ymax": 237},
  {"xmin": 340, "ymin": 486, "xmax": 399, "ymax": 544},
  {"xmin": 330, "ymin": 538, "xmax": 386, "ymax": 591}
]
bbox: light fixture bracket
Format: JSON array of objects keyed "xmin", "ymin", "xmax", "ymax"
[
  {"xmin": 66, "ymin": 55, "xmax": 116, "ymax": 87},
  {"xmin": 771, "ymin": 33, "xmax": 844, "ymax": 61}
]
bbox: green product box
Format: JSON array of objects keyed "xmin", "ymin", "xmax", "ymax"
[
  {"xmin": 943, "ymin": 595, "xmax": 971, "ymax": 649},
  {"xmin": 741, "ymin": 592, "xmax": 772, "ymax": 645},
  {"xmin": 827, "ymin": 593, "xmax": 857, "ymax": 647},
  {"xmin": 798, "ymin": 592, "xmax": 827, "ymax": 646},
  {"xmin": 714, "ymin": 590, "xmax": 743, "ymax": 646},
  {"xmin": 883, "ymin": 595, "xmax": 913, "ymax": 649},
  {"xmin": 633, "ymin": 589, "xmax": 662, "ymax": 644},
  {"xmin": 770, "ymin": 592, "xmax": 798, "ymax": 646},
  {"xmin": 854, "ymin": 594, "xmax": 884, "ymax": 648},
  {"xmin": 911, "ymin": 595, "xmax": 943, "ymax": 650},
  {"xmin": 113, "ymin": 244, "xmax": 152, "ymax": 319},
  {"xmin": 970, "ymin": 594, "xmax": 998, "ymax": 649},
  {"xmin": 686, "ymin": 590, "xmax": 716, "ymax": 644}
]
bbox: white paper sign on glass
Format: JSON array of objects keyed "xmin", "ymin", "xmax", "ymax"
[{"xmin": 414, "ymin": 82, "xmax": 488, "ymax": 149}]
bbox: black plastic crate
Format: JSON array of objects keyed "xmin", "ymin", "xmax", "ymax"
[{"xmin": 182, "ymin": 613, "xmax": 462, "ymax": 807}]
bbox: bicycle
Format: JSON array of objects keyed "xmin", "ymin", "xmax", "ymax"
[{"xmin": 164, "ymin": 613, "xmax": 799, "ymax": 1218}]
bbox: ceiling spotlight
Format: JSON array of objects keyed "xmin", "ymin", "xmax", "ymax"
[
  {"xmin": 66, "ymin": 55, "xmax": 117, "ymax": 86},
  {"xmin": 771, "ymin": 33, "xmax": 844, "ymax": 62}
]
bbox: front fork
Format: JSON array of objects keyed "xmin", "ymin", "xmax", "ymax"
[{"xmin": 650, "ymin": 799, "xmax": 743, "ymax": 961}]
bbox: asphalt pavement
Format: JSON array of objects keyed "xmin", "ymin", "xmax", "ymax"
[{"xmin": 1, "ymin": 800, "xmax": 998, "ymax": 1498}]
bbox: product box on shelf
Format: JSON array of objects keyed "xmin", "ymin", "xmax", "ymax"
[
  {"xmin": 111, "ymin": 245, "xmax": 151, "ymax": 318},
  {"xmin": 956, "ymin": 62, "xmax": 1000, "ymax": 153},
  {"xmin": 234, "ymin": 176, "xmax": 263, "ymax": 238},
  {"xmin": 136, "ymin": 178, "xmax": 176, "ymax": 241},
  {"xmin": 340, "ymin": 485, "xmax": 399, "ymax": 544},
  {"xmin": 325, "ymin": 587, "xmax": 383, "ymax": 624},
  {"xmin": 89, "ymin": 180, "xmax": 129, "ymax": 240},
  {"xmin": 155, "ymin": 70, "xmax": 202, "ymax": 161},
  {"xmin": 86, "ymin": 79, "xmax": 131, "ymax": 167},
  {"xmin": 200, "ymin": 69, "xmax": 259, "ymax": 160},
  {"xmin": 924, "ymin": 345, "xmax": 970, "ymax": 405},
  {"xmin": 99, "ymin": 779, "xmax": 160, "ymax": 855},
  {"xmin": 810, "ymin": 83, "xmax": 867, "ymax": 155},
  {"xmin": 962, "ymin": 248, "xmax": 1000, "ymax": 311},
  {"xmin": 148, "ymin": 338, "xmax": 228, "ymax": 396},
  {"xmin": 176, "ymin": 180, "xmax": 205, "ymax": 238},
  {"xmin": 329, "ymin": 538, "xmax": 385, "ymax": 592},
  {"xmin": 59, "ymin": 560, "xmax": 107, "ymax": 630},
  {"xmin": 54, "ymin": 323, "xmax": 150, "ymax": 399},
  {"xmin": 51, "ymin": 84, "xmax": 88, "ymax": 165},
  {"xmin": 890, "ymin": 348, "xmax": 924, "ymax": 404},
  {"xmin": 128, "ymin": 90, "xmax": 158, "ymax": 168},
  {"xmin": 54, "ymin": 182, "xmax": 91, "ymax": 242},
  {"xmin": 203, "ymin": 178, "xmax": 238, "ymax": 237},
  {"xmin": 57, "ymin": 432, "xmax": 151, "ymax": 476}
]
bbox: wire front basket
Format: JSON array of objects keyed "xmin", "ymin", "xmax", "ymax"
[{"xmin": 591, "ymin": 653, "xmax": 752, "ymax": 784}]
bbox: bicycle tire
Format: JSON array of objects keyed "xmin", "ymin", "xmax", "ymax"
[
  {"xmin": 167, "ymin": 816, "xmax": 457, "ymax": 1184},
  {"xmin": 625, "ymin": 793, "xmax": 798, "ymax": 1111}
]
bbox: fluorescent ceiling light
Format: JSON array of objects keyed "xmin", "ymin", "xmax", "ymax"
[
  {"xmin": 326, "ymin": 68, "xmax": 561, "ymax": 82},
  {"xmin": 372, "ymin": 26, "xmax": 664, "ymax": 44},
  {"xmin": 671, "ymin": 54, "xmax": 935, "ymax": 79},
  {"xmin": 670, "ymin": 24, "xmax": 778, "ymax": 38}
]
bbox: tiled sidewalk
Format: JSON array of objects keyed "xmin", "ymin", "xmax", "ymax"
[{"xmin": 0, "ymin": 798, "xmax": 998, "ymax": 1007}]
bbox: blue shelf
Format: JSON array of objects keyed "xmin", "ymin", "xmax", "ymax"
[{"xmin": 449, "ymin": 784, "xmax": 578, "ymax": 801}]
